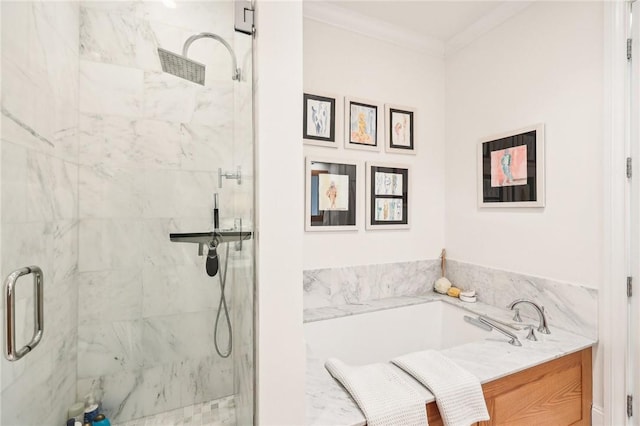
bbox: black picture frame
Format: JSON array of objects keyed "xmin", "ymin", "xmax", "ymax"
[
  {"xmin": 478, "ymin": 124, "xmax": 545, "ymax": 208},
  {"xmin": 366, "ymin": 162, "xmax": 410, "ymax": 229},
  {"xmin": 305, "ymin": 157, "xmax": 359, "ymax": 231},
  {"xmin": 303, "ymin": 93, "xmax": 337, "ymax": 146},
  {"xmin": 385, "ymin": 104, "xmax": 416, "ymax": 154}
]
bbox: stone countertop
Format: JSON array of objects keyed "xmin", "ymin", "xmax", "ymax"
[{"xmin": 304, "ymin": 295, "xmax": 597, "ymax": 426}]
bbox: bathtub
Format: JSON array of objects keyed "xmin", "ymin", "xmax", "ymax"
[{"xmin": 304, "ymin": 301, "xmax": 489, "ymax": 364}]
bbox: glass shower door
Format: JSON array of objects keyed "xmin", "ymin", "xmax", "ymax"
[{"xmin": 0, "ymin": 1, "xmax": 255, "ymax": 424}]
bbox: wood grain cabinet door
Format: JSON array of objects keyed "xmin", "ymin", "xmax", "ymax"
[{"xmin": 425, "ymin": 348, "xmax": 592, "ymax": 426}]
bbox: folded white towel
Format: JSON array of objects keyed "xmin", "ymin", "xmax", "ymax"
[
  {"xmin": 325, "ymin": 358, "xmax": 428, "ymax": 426},
  {"xmin": 392, "ymin": 350, "xmax": 489, "ymax": 426}
]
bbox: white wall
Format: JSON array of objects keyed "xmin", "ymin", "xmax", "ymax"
[
  {"xmin": 255, "ymin": 1, "xmax": 306, "ymax": 425},
  {"xmin": 445, "ymin": 1, "xmax": 604, "ymax": 289},
  {"xmin": 445, "ymin": 0, "xmax": 603, "ymax": 409},
  {"xmin": 303, "ymin": 19, "xmax": 446, "ymax": 269}
]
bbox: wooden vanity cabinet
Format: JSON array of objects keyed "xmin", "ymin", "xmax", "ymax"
[{"xmin": 425, "ymin": 348, "xmax": 592, "ymax": 426}]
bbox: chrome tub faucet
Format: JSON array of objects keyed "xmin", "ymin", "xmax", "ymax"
[{"xmin": 507, "ymin": 299, "xmax": 550, "ymax": 334}]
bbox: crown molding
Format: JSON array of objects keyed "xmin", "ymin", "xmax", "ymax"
[
  {"xmin": 445, "ymin": 1, "xmax": 534, "ymax": 56},
  {"xmin": 303, "ymin": 1, "xmax": 446, "ymax": 58},
  {"xmin": 303, "ymin": 1, "xmax": 534, "ymax": 60}
]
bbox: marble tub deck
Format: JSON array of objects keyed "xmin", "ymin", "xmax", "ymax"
[{"xmin": 304, "ymin": 294, "xmax": 596, "ymax": 426}]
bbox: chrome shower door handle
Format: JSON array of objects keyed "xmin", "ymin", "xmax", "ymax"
[{"xmin": 4, "ymin": 266, "xmax": 44, "ymax": 361}]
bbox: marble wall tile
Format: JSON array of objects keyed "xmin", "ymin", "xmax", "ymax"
[
  {"xmin": 180, "ymin": 123, "xmax": 233, "ymax": 172},
  {"xmin": 141, "ymin": 362, "xmax": 184, "ymax": 415},
  {"xmin": 79, "ymin": 164, "xmax": 146, "ymax": 218},
  {"xmin": 134, "ymin": 119, "xmax": 183, "ymax": 169},
  {"xmin": 79, "ymin": 113, "xmax": 138, "ymax": 168},
  {"xmin": 80, "ymin": 60, "xmax": 144, "ymax": 117},
  {"xmin": 78, "ymin": 370, "xmax": 146, "ymax": 422},
  {"xmin": 142, "ymin": 1, "xmax": 233, "ymax": 38},
  {"xmin": 142, "ymin": 264, "xmax": 218, "ymax": 318},
  {"xmin": 26, "ymin": 151, "xmax": 78, "ymax": 222},
  {"xmin": 446, "ymin": 260, "xmax": 598, "ymax": 339},
  {"xmin": 143, "ymin": 71, "xmax": 197, "ymax": 123},
  {"xmin": 2, "ymin": 347, "xmax": 59, "ymax": 425},
  {"xmin": 141, "ymin": 170, "xmax": 218, "ymax": 219},
  {"xmin": 183, "ymin": 355, "xmax": 234, "ymax": 405},
  {"xmin": 1, "ymin": 141, "xmax": 28, "ymax": 224},
  {"xmin": 141, "ymin": 312, "xmax": 216, "ymax": 368},
  {"xmin": 191, "ymin": 82, "xmax": 234, "ymax": 127},
  {"xmin": 52, "ymin": 220, "xmax": 80, "ymax": 282},
  {"xmin": 78, "ymin": 269, "xmax": 143, "ymax": 324},
  {"xmin": 1, "ymin": 2, "xmax": 79, "ymax": 159},
  {"xmin": 78, "ymin": 219, "xmax": 145, "ymax": 272},
  {"xmin": 78, "ymin": 319, "xmax": 145, "ymax": 378},
  {"xmin": 80, "ymin": 6, "xmax": 140, "ymax": 67},
  {"xmin": 303, "ymin": 259, "xmax": 440, "ymax": 309}
]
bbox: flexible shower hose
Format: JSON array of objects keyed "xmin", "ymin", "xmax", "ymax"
[{"xmin": 215, "ymin": 243, "xmax": 232, "ymax": 358}]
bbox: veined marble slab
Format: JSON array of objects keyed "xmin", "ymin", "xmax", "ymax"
[
  {"xmin": 303, "ymin": 260, "xmax": 440, "ymax": 309},
  {"xmin": 446, "ymin": 260, "xmax": 598, "ymax": 339},
  {"xmin": 305, "ymin": 296, "xmax": 596, "ymax": 426},
  {"xmin": 303, "ymin": 259, "xmax": 598, "ymax": 339}
]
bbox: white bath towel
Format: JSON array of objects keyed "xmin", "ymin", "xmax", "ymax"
[
  {"xmin": 392, "ymin": 350, "xmax": 489, "ymax": 426},
  {"xmin": 325, "ymin": 358, "xmax": 428, "ymax": 426}
]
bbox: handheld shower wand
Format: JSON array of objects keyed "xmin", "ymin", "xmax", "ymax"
[
  {"xmin": 206, "ymin": 193, "xmax": 233, "ymax": 358},
  {"xmin": 213, "ymin": 193, "xmax": 220, "ymax": 230},
  {"xmin": 206, "ymin": 193, "xmax": 220, "ymax": 277}
]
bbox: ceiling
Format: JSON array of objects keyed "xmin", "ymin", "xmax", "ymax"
[{"xmin": 326, "ymin": 1, "xmax": 507, "ymax": 42}]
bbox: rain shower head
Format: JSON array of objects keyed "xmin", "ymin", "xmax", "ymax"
[
  {"xmin": 158, "ymin": 48, "xmax": 205, "ymax": 85},
  {"xmin": 157, "ymin": 32, "xmax": 241, "ymax": 85}
]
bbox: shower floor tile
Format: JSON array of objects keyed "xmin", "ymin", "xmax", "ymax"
[{"xmin": 114, "ymin": 395, "xmax": 236, "ymax": 426}]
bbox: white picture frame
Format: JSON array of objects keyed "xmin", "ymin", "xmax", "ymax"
[
  {"xmin": 305, "ymin": 156, "xmax": 361, "ymax": 231},
  {"xmin": 365, "ymin": 161, "xmax": 411, "ymax": 230},
  {"xmin": 303, "ymin": 91, "xmax": 342, "ymax": 148},
  {"xmin": 344, "ymin": 96, "xmax": 382, "ymax": 152},
  {"xmin": 477, "ymin": 123, "xmax": 545, "ymax": 208},
  {"xmin": 385, "ymin": 104, "xmax": 416, "ymax": 155}
]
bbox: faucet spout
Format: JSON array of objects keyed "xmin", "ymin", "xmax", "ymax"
[{"xmin": 507, "ymin": 299, "xmax": 550, "ymax": 334}]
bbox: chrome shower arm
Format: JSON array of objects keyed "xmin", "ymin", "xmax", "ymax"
[{"xmin": 182, "ymin": 32, "xmax": 241, "ymax": 81}]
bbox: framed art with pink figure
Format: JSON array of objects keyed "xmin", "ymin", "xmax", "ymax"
[
  {"xmin": 305, "ymin": 157, "xmax": 361, "ymax": 231},
  {"xmin": 385, "ymin": 104, "xmax": 416, "ymax": 154},
  {"xmin": 344, "ymin": 97, "xmax": 382, "ymax": 152},
  {"xmin": 477, "ymin": 123, "xmax": 545, "ymax": 208}
]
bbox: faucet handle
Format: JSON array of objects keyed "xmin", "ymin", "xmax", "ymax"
[
  {"xmin": 512, "ymin": 308, "xmax": 522, "ymax": 322},
  {"xmin": 525, "ymin": 325, "xmax": 538, "ymax": 341}
]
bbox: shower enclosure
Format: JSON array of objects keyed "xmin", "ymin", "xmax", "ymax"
[{"xmin": 0, "ymin": 1, "xmax": 255, "ymax": 424}]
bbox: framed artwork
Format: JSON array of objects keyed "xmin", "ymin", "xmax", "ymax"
[
  {"xmin": 477, "ymin": 123, "xmax": 545, "ymax": 208},
  {"xmin": 303, "ymin": 92, "xmax": 341, "ymax": 148},
  {"xmin": 385, "ymin": 104, "xmax": 416, "ymax": 154},
  {"xmin": 344, "ymin": 97, "xmax": 382, "ymax": 152},
  {"xmin": 305, "ymin": 157, "xmax": 360, "ymax": 231},
  {"xmin": 365, "ymin": 162, "xmax": 410, "ymax": 230}
]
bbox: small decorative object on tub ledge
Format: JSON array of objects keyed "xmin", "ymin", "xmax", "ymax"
[
  {"xmin": 459, "ymin": 290, "xmax": 477, "ymax": 303},
  {"xmin": 447, "ymin": 287, "xmax": 461, "ymax": 297},
  {"xmin": 434, "ymin": 248, "xmax": 453, "ymax": 294}
]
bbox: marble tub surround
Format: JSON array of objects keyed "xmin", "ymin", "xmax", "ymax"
[
  {"xmin": 445, "ymin": 260, "xmax": 598, "ymax": 340},
  {"xmin": 305, "ymin": 298, "xmax": 596, "ymax": 426},
  {"xmin": 303, "ymin": 260, "xmax": 441, "ymax": 309}
]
